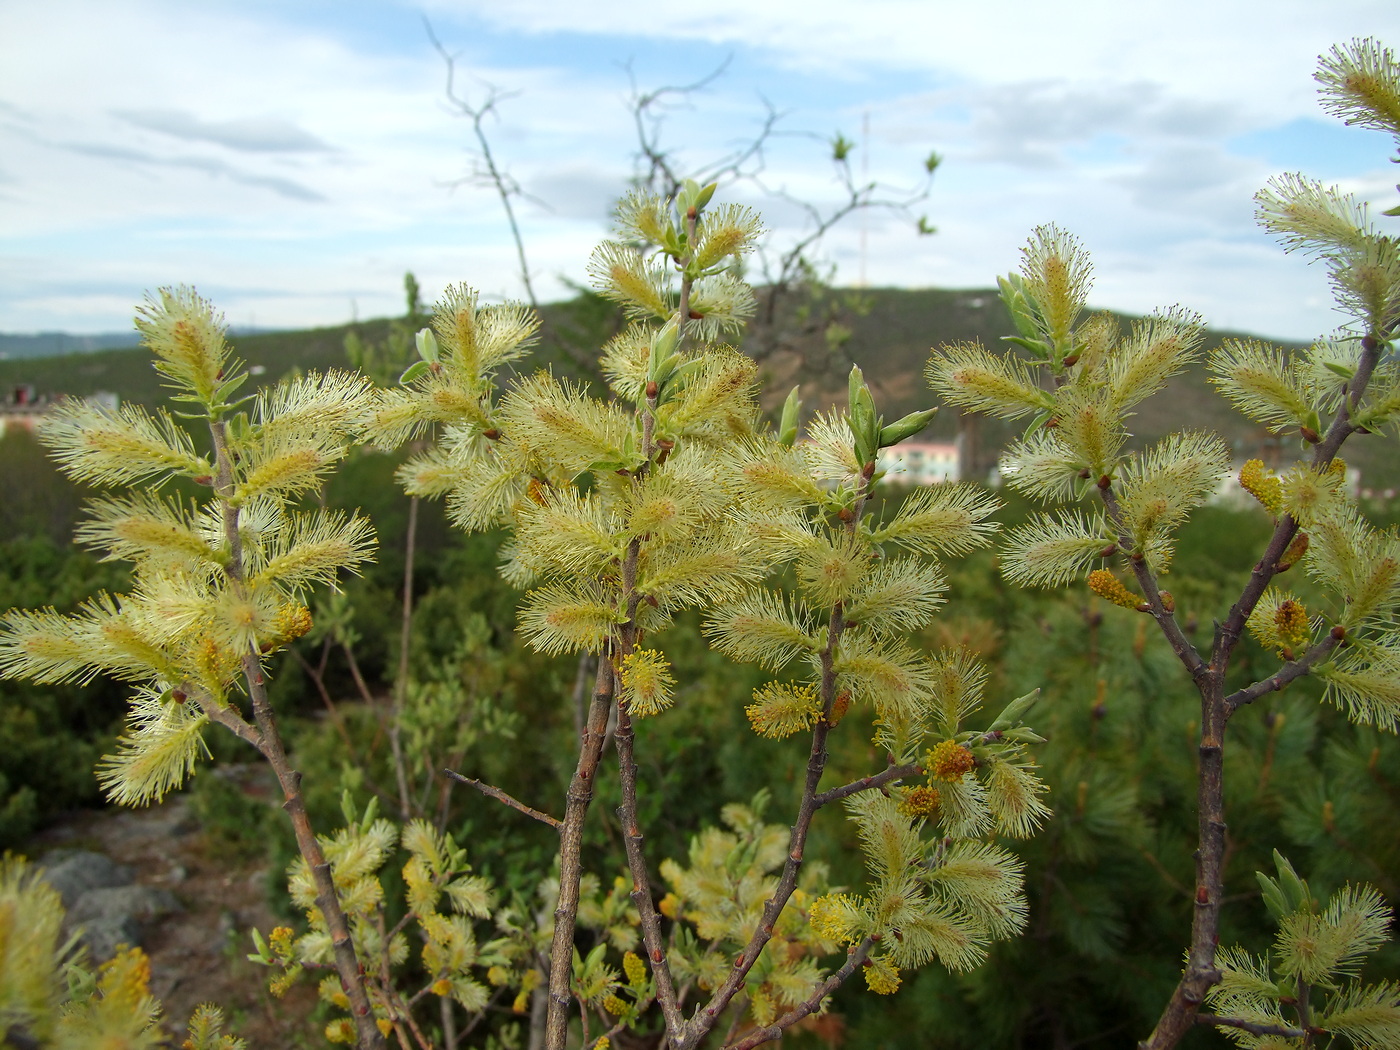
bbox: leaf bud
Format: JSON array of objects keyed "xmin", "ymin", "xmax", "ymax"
[
  {"xmin": 878, "ymin": 407, "xmax": 938, "ymax": 447},
  {"xmin": 194, "ymin": 475, "xmax": 213, "ymax": 486},
  {"xmin": 1300, "ymin": 425, "xmax": 1320, "ymax": 443},
  {"xmin": 778, "ymin": 385, "xmax": 802, "ymax": 448},
  {"xmin": 1160, "ymin": 591, "xmax": 1175, "ymax": 613},
  {"xmin": 415, "ymin": 327, "xmax": 439, "ymax": 363}
]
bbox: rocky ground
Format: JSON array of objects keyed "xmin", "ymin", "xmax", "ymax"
[{"xmin": 27, "ymin": 764, "xmax": 323, "ymax": 1047}]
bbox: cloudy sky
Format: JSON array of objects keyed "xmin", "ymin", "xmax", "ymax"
[{"xmin": 2, "ymin": 1, "xmax": 1398, "ymax": 341}]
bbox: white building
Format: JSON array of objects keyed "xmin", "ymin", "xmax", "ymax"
[{"xmin": 877, "ymin": 440, "xmax": 960, "ymax": 485}]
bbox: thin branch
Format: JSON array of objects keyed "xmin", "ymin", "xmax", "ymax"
[
  {"xmin": 1140, "ymin": 334, "xmax": 1387, "ymax": 1050},
  {"xmin": 442, "ymin": 769, "xmax": 562, "ymax": 829},
  {"xmin": 1226, "ymin": 631, "xmax": 1345, "ymax": 713},
  {"xmin": 813, "ymin": 762, "xmax": 921, "ymax": 808},
  {"xmin": 723, "ymin": 938, "xmax": 875, "ymax": 1050},
  {"xmin": 613, "ymin": 698, "xmax": 686, "ymax": 1041},
  {"xmin": 424, "ymin": 17, "xmax": 538, "ymax": 309},
  {"xmin": 389, "ymin": 494, "xmax": 419, "ymax": 819},
  {"xmin": 209, "ymin": 417, "xmax": 385, "ymax": 1050},
  {"xmin": 1194, "ymin": 1014, "xmax": 1308, "ymax": 1039},
  {"xmin": 544, "ymin": 658, "xmax": 615, "ymax": 1050}
]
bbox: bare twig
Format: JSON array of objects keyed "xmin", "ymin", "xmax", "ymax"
[
  {"xmin": 544, "ymin": 659, "xmax": 615, "ymax": 1050},
  {"xmin": 1194, "ymin": 1013, "xmax": 1308, "ymax": 1039},
  {"xmin": 389, "ymin": 495, "xmax": 419, "ymax": 819},
  {"xmin": 424, "ymin": 17, "xmax": 540, "ymax": 309},
  {"xmin": 442, "ymin": 769, "xmax": 562, "ymax": 829}
]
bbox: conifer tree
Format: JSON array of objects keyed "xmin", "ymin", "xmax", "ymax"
[{"xmin": 927, "ymin": 37, "xmax": 1400, "ymax": 1049}]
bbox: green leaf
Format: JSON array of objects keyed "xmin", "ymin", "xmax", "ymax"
[{"xmin": 399, "ymin": 361, "xmax": 431, "ymax": 385}]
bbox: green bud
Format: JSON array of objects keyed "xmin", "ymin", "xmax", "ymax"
[
  {"xmin": 879, "ymin": 407, "xmax": 938, "ymax": 447},
  {"xmin": 648, "ymin": 318, "xmax": 681, "ymax": 383},
  {"xmin": 693, "ymin": 181, "xmax": 717, "ymax": 212},
  {"xmin": 1273, "ymin": 851, "xmax": 1311, "ymax": 914},
  {"xmin": 778, "ymin": 385, "xmax": 802, "ymax": 448},
  {"xmin": 416, "ymin": 327, "xmax": 440, "ymax": 363},
  {"xmin": 848, "ymin": 364, "xmax": 865, "ymax": 411},
  {"xmin": 988, "ymin": 689, "xmax": 1041, "ymax": 732},
  {"xmin": 1257, "ymin": 870, "xmax": 1288, "ymax": 922},
  {"xmin": 997, "ymin": 273, "xmax": 1042, "ymax": 342}
]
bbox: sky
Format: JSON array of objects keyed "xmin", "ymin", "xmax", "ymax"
[{"xmin": 2, "ymin": 1, "xmax": 1399, "ymax": 342}]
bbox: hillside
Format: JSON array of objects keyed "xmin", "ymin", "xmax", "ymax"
[{"xmin": 4, "ymin": 286, "xmax": 1392, "ymax": 488}]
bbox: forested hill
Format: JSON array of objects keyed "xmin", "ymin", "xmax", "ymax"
[{"xmin": 5, "ymin": 285, "xmax": 1381, "ymax": 485}]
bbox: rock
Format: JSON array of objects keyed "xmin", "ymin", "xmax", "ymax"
[
  {"xmin": 35, "ymin": 850, "xmax": 133, "ymax": 908},
  {"xmin": 65, "ymin": 885, "xmax": 182, "ymax": 964}
]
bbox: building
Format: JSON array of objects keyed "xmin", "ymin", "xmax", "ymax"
[{"xmin": 876, "ymin": 440, "xmax": 960, "ymax": 485}]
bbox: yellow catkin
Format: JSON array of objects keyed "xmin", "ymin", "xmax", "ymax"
[
  {"xmin": 897, "ymin": 785, "xmax": 942, "ymax": 819},
  {"xmin": 1275, "ymin": 599, "xmax": 1311, "ymax": 657},
  {"xmin": 1087, "ymin": 569, "xmax": 1142, "ymax": 610},
  {"xmin": 927, "ymin": 740, "xmax": 976, "ymax": 782},
  {"xmin": 1240, "ymin": 459, "xmax": 1283, "ymax": 514},
  {"xmin": 431, "ymin": 978, "xmax": 452, "ymax": 996},
  {"xmin": 603, "ymin": 995, "xmax": 629, "ymax": 1016},
  {"xmin": 376, "ymin": 1018, "xmax": 394, "ymax": 1037},
  {"xmin": 269, "ymin": 925, "xmax": 294, "ymax": 955},
  {"xmin": 623, "ymin": 951, "xmax": 647, "ymax": 987},
  {"xmin": 808, "ymin": 893, "xmax": 859, "ymax": 944},
  {"xmin": 864, "ymin": 956, "xmax": 902, "ymax": 995},
  {"xmin": 325, "ymin": 1019, "xmax": 355, "ymax": 1044},
  {"xmin": 1278, "ymin": 531, "xmax": 1310, "ymax": 570},
  {"xmin": 619, "ymin": 648, "xmax": 676, "ymax": 717},
  {"xmin": 745, "ymin": 682, "xmax": 821, "ymax": 739},
  {"xmin": 274, "ymin": 603, "xmax": 314, "ymax": 642},
  {"xmin": 658, "ymin": 892, "xmax": 681, "ymax": 919}
]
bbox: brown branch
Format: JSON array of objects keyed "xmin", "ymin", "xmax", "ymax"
[
  {"xmin": 613, "ymin": 697, "xmax": 686, "ymax": 1041},
  {"xmin": 442, "ymin": 769, "xmax": 561, "ymax": 829},
  {"xmin": 544, "ymin": 658, "xmax": 615, "ymax": 1050},
  {"xmin": 208, "ymin": 417, "xmax": 385, "ymax": 1050},
  {"xmin": 389, "ymin": 495, "xmax": 418, "ymax": 819},
  {"xmin": 813, "ymin": 762, "xmax": 920, "ymax": 808},
  {"xmin": 1195, "ymin": 1013, "xmax": 1308, "ymax": 1039},
  {"xmin": 1226, "ymin": 632, "xmax": 1344, "ymax": 714},
  {"xmin": 674, "ymin": 467, "xmax": 876, "ymax": 1050},
  {"xmin": 424, "ymin": 18, "xmax": 539, "ymax": 310},
  {"xmin": 723, "ymin": 938, "xmax": 875, "ymax": 1050},
  {"xmin": 1140, "ymin": 334, "xmax": 1386, "ymax": 1050}
]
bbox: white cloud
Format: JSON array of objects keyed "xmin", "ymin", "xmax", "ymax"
[{"xmin": 1, "ymin": 0, "xmax": 1397, "ymax": 338}]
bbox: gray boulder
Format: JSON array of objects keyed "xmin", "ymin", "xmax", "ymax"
[
  {"xmin": 36, "ymin": 850, "xmax": 133, "ymax": 908},
  {"xmin": 65, "ymin": 885, "xmax": 181, "ymax": 963}
]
